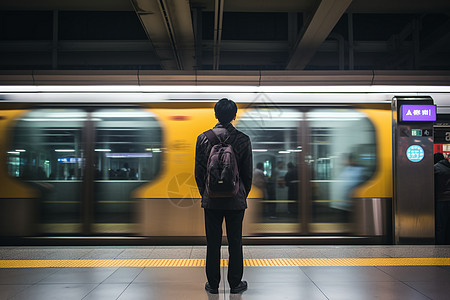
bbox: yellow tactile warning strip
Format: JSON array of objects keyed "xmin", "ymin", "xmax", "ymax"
[{"xmin": 2, "ymin": 258, "xmax": 450, "ymax": 268}]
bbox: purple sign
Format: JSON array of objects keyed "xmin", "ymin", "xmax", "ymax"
[{"xmin": 401, "ymin": 104, "xmax": 436, "ymax": 121}]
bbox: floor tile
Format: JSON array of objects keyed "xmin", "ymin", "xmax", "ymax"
[
  {"xmin": 118, "ymin": 282, "xmax": 226, "ymax": 300},
  {"xmin": 80, "ymin": 249, "xmax": 125, "ymax": 259},
  {"xmin": 11, "ymin": 283, "xmax": 97, "ymax": 300},
  {"xmin": 133, "ymin": 267, "xmax": 206, "ymax": 284},
  {"xmin": 82, "ymin": 283, "xmax": 129, "ymax": 300},
  {"xmin": 190, "ymin": 247, "xmax": 206, "ymax": 259},
  {"xmin": 148, "ymin": 247, "xmax": 192, "ymax": 259},
  {"xmin": 319, "ymin": 246, "xmax": 392, "ymax": 258},
  {"xmin": 0, "ymin": 284, "xmax": 31, "ymax": 299},
  {"xmin": 245, "ymin": 247, "xmax": 289, "ymax": 259},
  {"xmin": 39, "ymin": 267, "xmax": 118, "ymax": 284},
  {"xmin": 240, "ymin": 266, "xmax": 312, "ymax": 283},
  {"xmin": 0, "ymin": 268, "xmax": 57, "ymax": 284},
  {"xmin": 405, "ymin": 281, "xmax": 450, "ymax": 300},
  {"xmin": 115, "ymin": 248, "xmax": 155, "ymax": 259},
  {"xmin": 315, "ymin": 281, "xmax": 430, "ymax": 300},
  {"xmin": 378, "ymin": 266, "xmax": 450, "ymax": 282},
  {"xmin": 103, "ymin": 267, "xmax": 144, "ymax": 284},
  {"xmin": 224, "ymin": 281, "xmax": 328, "ymax": 300},
  {"xmin": 301, "ymin": 266, "xmax": 397, "ymax": 282},
  {"xmin": 284, "ymin": 247, "xmax": 327, "ymax": 259}
]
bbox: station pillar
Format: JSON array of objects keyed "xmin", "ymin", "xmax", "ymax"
[{"xmin": 392, "ymin": 96, "xmax": 436, "ymax": 244}]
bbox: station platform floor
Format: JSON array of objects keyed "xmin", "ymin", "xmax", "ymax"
[{"xmin": 1, "ymin": 245, "xmax": 450, "ymax": 300}]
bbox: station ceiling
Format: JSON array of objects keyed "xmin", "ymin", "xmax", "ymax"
[{"xmin": 1, "ymin": 0, "xmax": 450, "ymax": 71}]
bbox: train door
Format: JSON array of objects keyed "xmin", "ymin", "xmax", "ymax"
[
  {"xmin": 237, "ymin": 107, "xmax": 377, "ymax": 235},
  {"xmin": 7, "ymin": 107, "xmax": 162, "ymax": 235},
  {"xmin": 90, "ymin": 109, "xmax": 162, "ymax": 234}
]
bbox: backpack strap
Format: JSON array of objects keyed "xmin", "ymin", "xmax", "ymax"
[{"xmin": 204, "ymin": 129, "xmax": 221, "ymax": 145}]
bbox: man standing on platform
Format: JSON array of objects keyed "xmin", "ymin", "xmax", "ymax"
[{"xmin": 195, "ymin": 98, "xmax": 253, "ymax": 294}]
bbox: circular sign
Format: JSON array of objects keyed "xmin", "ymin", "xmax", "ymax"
[{"xmin": 406, "ymin": 145, "xmax": 424, "ymax": 162}]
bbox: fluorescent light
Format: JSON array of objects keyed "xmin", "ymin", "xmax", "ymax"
[
  {"xmin": 55, "ymin": 149, "xmax": 75, "ymax": 152},
  {"xmin": 15, "ymin": 149, "xmax": 26, "ymax": 152},
  {"xmin": 252, "ymin": 149, "xmax": 268, "ymax": 152},
  {"xmin": 2, "ymin": 85, "xmax": 450, "ymax": 93},
  {"xmin": 95, "ymin": 149, "xmax": 111, "ymax": 152},
  {"xmin": 7, "ymin": 151, "xmax": 20, "ymax": 155},
  {"xmin": 278, "ymin": 151, "xmax": 291, "ymax": 154}
]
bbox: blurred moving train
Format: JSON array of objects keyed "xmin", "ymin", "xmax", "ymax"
[{"xmin": 1, "ymin": 81, "xmax": 450, "ymax": 244}]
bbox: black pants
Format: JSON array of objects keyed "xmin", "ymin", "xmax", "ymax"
[{"xmin": 204, "ymin": 208, "xmax": 245, "ymax": 289}]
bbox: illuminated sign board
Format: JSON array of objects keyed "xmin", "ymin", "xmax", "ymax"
[
  {"xmin": 57, "ymin": 158, "xmax": 83, "ymax": 163},
  {"xmin": 106, "ymin": 153, "xmax": 153, "ymax": 158},
  {"xmin": 400, "ymin": 105, "xmax": 436, "ymax": 121}
]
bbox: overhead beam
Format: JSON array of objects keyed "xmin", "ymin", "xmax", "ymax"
[
  {"xmin": 130, "ymin": 0, "xmax": 195, "ymax": 70},
  {"xmin": 286, "ymin": 0, "xmax": 352, "ymax": 70},
  {"xmin": 213, "ymin": 0, "xmax": 225, "ymax": 70}
]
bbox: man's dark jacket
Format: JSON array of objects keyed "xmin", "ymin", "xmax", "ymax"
[
  {"xmin": 435, "ymin": 159, "xmax": 450, "ymax": 202},
  {"xmin": 195, "ymin": 122, "xmax": 253, "ymax": 210}
]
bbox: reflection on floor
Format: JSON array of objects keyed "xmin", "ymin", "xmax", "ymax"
[{"xmin": 1, "ymin": 245, "xmax": 450, "ymax": 300}]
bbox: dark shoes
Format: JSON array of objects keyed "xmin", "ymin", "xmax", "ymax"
[
  {"xmin": 230, "ymin": 280, "xmax": 248, "ymax": 294},
  {"xmin": 205, "ymin": 282, "xmax": 218, "ymax": 294},
  {"xmin": 205, "ymin": 280, "xmax": 248, "ymax": 294}
]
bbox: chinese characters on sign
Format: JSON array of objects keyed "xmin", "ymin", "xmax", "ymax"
[{"xmin": 401, "ymin": 105, "xmax": 436, "ymax": 121}]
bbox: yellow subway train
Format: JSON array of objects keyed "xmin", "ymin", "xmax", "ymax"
[{"xmin": 0, "ymin": 83, "xmax": 448, "ymax": 243}]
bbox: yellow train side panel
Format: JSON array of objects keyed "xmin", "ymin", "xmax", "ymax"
[
  {"xmin": 133, "ymin": 107, "xmax": 260, "ymax": 201},
  {"xmin": 354, "ymin": 108, "xmax": 393, "ymax": 198}
]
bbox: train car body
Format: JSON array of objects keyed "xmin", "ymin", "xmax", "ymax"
[{"xmin": 1, "ymin": 83, "xmax": 449, "ymax": 244}]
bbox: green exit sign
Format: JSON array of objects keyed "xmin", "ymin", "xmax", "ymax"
[{"xmin": 412, "ymin": 129, "xmax": 422, "ymax": 136}]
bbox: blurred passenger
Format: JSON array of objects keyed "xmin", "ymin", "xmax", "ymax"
[
  {"xmin": 434, "ymin": 153, "xmax": 450, "ymax": 244},
  {"xmin": 129, "ymin": 168, "xmax": 137, "ymax": 179},
  {"xmin": 119, "ymin": 163, "xmax": 130, "ymax": 179},
  {"xmin": 37, "ymin": 167, "xmax": 47, "ymax": 179},
  {"xmin": 66, "ymin": 168, "xmax": 75, "ymax": 180},
  {"xmin": 268, "ymin": 161, "xmax": 286, "ymax": 218},
  {"xmin": 195, "ymin": 98, "xmax": 252, "ymax": 294},
  {"xmin": 108, "ymin": 169, "xmax": 116, "ymax": 179},
  {"xmin": 331, "ymin": 153, "xmax": 364, "ymax": 219},
  {"xmin": 284, "ymin": 162, "xmax": 299, "ymax": 216},
  {"xmin": 276, "ymin": 161, "xmax": 286, "ymax": 188},
  {"xmin": 253, "ymin": 162, "xmax": 267, "ymax": 199},
  {"xmin": 21, "ymin": 166, "xmax": 33, "ymax": 180}
]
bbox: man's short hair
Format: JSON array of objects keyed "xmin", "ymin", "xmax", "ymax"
[{"xmin": 214, "ymin": 98, "xmax": 237, "ymax": 124}]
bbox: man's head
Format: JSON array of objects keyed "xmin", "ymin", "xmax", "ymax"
[{"xmin": 214, "ymin": 98, "xmax": 237, "ymax": 124}]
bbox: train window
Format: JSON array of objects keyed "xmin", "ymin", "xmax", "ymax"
[
  {"xmin": 7, "ymin": 108, "xmax": 87, "ymax": 181},
  {"xmin": 237, "ymin": 108, "xmax": 302, "ymax": 223},
  {"xmin": 92, "ymin": 108, "xmax": 162, "ymax": 225},
  {"xmin": 93, "ymin": 109, "xmax": 162, "ymax": 181}
]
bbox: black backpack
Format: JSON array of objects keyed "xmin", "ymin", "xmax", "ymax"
[{"xmin": 204, "ymin": 129, "xmax": 240, "ymax": 198}]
